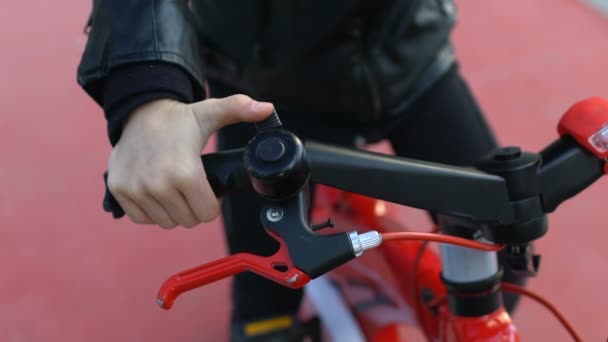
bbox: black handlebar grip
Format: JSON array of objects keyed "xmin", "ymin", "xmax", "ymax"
[
  {"xmin": 103, "ymin": 171, "xmax": 126, "ymax": 219},
  {"xmin": 102, "ymin": 148, "xmax": 248, "ymax": 219}
]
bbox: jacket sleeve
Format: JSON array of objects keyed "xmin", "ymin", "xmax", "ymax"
[
  {"xmin": 77, "ymin": 0, "xmax": 206, "ymax": 105},
  {"xmin": 103, "ymin": 62, "xmax": 198, "ymax": 146}
]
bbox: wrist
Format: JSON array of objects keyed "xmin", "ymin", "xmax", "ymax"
[
  {"xmin": 103, "ymin": 62, "xmax": 202, "ymax": 146},
  {"xmin": 122, "ymin": 99, "xmax": 182, "ymax": 134}
]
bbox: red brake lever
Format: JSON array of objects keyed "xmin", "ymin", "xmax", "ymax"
[{"xmin": 156, "ymin": 230, "xmax": 311, "ymax": 309}]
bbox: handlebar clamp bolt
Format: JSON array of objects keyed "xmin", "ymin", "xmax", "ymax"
[{"xmin": 494, "ymin": 146, "xmax": 522, "ymax": 161}]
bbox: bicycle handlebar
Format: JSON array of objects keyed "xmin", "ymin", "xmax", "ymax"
[
  {"xmin": 305, "ymin": 141, "xmax": 514, "ymax": 223},
  {"xmin": 103, "ymin": 101, "xmax": 606, "ymax": 228},
  {"xmin": 101, "ymin": 97, "xmax": 608, "ymax": 309},
  {"xmin": 103, "ymin": 136, "xmax": 602, "ymax": 222},
  {"xmin": 307, "ymin": 134, "xmax": 603, "ymax": 217}
]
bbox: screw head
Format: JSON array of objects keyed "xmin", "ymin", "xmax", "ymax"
[{"xmin": 266, "ymin": 208, "xmax": 283, "ymax": 222}]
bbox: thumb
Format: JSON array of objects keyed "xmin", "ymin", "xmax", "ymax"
[{"xmin": 190, "ymin": 94, "xmax": 274, "ymax": 134}]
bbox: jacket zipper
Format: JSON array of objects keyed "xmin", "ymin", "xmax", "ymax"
[
  {"xmin": 361, "ymin": 54, "xmax": 382, "ymax": 121},
  {"xmin": 354, "ymin": 5, "xmax": 382, "ymax": 121},
  {"xmin": 253, "ymin": 0, "xmax": 270, "ymax": 66}
]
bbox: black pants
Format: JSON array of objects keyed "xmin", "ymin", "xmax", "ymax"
[{"xmin": 214, "ymin": 65, "xmax": 518, "ymax": 321}]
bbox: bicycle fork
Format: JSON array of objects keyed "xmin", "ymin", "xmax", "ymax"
[{"xmin": 438, "ymin": 243, "xmax": 519, "ymax": 341}]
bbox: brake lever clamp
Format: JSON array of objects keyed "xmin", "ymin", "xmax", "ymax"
[{"xmin": 260, "ymin": 191, "xmax": 363, "ymax": 278}]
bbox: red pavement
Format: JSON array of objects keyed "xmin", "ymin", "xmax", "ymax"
[{"xmin": 1, "ymin": 1, "xmax": 607, "ymax": 341}]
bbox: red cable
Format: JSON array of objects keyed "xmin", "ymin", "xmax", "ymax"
[
  {"xmin": 381, "ymin": 232, "xmax": 580, "ymax": 341},
  {"xmin": 381, "ymin": 232, "xmax": 502, "ymax": 251},
  {"xmin": 501, "ymin": 282, "xmax": 582, "ymax": 342},
  {"xmin": 411, "ymin": 240, "xmax": 431, "ymax": 325},
  {"xmin": 410, "ymin": 227, "xmax": 439, "ymax": 324},
  {"xmin": 384, "ymin": 230, "xmax": 499, "ymax": 331},
  {"xmin": 419, "ymin": 286, "xmax": 581, "ymax": 342}
]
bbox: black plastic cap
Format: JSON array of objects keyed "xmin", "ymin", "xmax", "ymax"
[
  {"xmin": 476, "ymin": 148, "xmax": 542, "ymax": 201},
  {"xmin": 244, "ymin": 130, "xmax": 310, "ymax": 200}
]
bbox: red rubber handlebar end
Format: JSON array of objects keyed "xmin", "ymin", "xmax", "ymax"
[{"xmin": 558, "ymin": 97, "xmax": 608, "ymax": 169}]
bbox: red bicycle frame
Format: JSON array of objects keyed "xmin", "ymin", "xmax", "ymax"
[{"xmin": 307, "ymin": 186, "xmax": 518, "ymax": 341}]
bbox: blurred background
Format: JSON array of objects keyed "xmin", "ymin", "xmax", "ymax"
[{"xmin": 2, "ymin": 0, "xmax": 608, "ymax": 341}]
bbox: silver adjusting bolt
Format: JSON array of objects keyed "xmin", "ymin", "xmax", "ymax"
[{"xmin": 349, "ymin": 230, "xmax": 383, "ymax": 257}]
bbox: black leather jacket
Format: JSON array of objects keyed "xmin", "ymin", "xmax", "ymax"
[{"xmin": 78, "ymin": 0, "xmax": 457, "ymax": 123}]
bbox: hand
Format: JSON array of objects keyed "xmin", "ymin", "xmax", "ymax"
[{"xmin": 106, "ymin": 96, "xmax": 274, "ymax": 228}]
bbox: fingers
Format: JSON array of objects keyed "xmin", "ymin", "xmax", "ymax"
[
  {"xmin": 108, "ymin": 164, "xmax": 218, "ymax": 228},
  {"xmin": 156, "ymin": 189, "xmax": 201, "ymax": 228},
  {"xmin": 112, "ymin": 192, "xmax": 153, "ymax": 225},
  {"xmin": 190, "ymin": 94, "xmax": 274, "ymax": 134},
  {"xmin": 110, "ymin": 180, "xmax": 178, "ymax": 229},
  {"xmin": 135, "ymin": 194, "xmax": 178, "ymax": 229},
  {"xmin": 176, "ymin": 163, "xmax": 220, "ymax": 224}
]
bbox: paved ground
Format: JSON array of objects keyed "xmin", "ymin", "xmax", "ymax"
[{"xmin": 2, "ymin": 0, "xmax": 607, "ymax": 341}]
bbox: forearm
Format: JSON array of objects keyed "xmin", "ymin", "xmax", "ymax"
[{"xmin": 77, "ymin": 0, "xmax": 206, "ymax": 144}]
